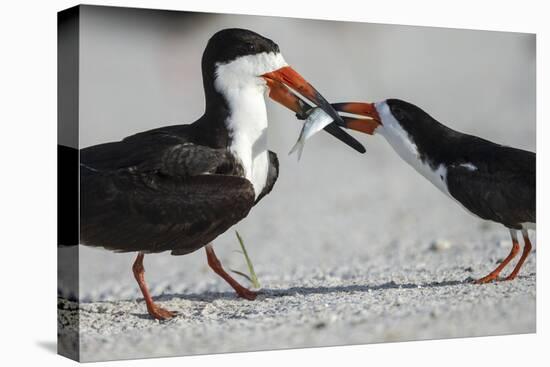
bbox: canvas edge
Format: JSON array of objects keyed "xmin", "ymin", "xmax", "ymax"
[{"xmin": 57, "ymin": 4, "xmax": 81, "ymax": 362}]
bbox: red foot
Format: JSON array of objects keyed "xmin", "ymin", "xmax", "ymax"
[
  {"xmin": 474, "ymin": 230, "xmax": 522, "ymax": 285},
  {"xmin": 147, "ymin": 304, "xmax": 177, "ymax": 320},
  {"xmin": 474, "ymin": 273, "xmax": 500, "ymax": 284},
  {"xmin": 504, "ymin": 231, "xmax": 533, "ymax": 281},
  {"xmin": 503, "ymin": 273, "xmax": 518, "ymax": 282},
  {"xmin": 205, "ymin": 243, "xmax": 259, "ymax": 301},
  {"xmin": 236, "ymin": 287, "xmax": 258, "ymax": 300},
  {"xmin": 132, "ymin": 253, "xmax": 178, "ymax": 320}
]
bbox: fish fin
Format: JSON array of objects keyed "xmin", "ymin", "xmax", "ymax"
[
  {"xmin": 289, "ymin": 124, "xmax": 308, "ymax": 161},
  {"xmin": 288, "ymin": 137, "xmax": 305, "ymax": 161},
  {"xmin": 296, "ymin": 142, "xmax": 305, "ymax": 161}
]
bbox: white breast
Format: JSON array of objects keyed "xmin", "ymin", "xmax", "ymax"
[
  {"xmin": 212, "ymin": 52, "xmax": 288, "ymax": 199},
  {"xmin": 216, "ymin": 82, "xmax": 270, "ymax": 198}
]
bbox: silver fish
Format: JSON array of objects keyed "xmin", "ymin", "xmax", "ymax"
[{"xmin": 289, "ymin": 107, "xmax": 334, "ymax": 160}]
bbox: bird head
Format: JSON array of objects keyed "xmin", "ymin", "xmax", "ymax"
[{"xmin": 202, "ymin": 28, "xmax": 345, "ymax": 127}]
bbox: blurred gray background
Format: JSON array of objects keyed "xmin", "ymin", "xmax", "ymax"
[{"xmin": 69, "ymin": 5, "xmax": 535, "ymax": 360}]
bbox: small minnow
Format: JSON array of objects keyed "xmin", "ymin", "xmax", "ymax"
[{"xmin": 289, "ymin": 107, "xmax": 334, "ymax": 160}]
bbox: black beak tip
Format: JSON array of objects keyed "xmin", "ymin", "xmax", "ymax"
[{"xmin": 323, "ymin": 123, "xmax": 366, "ymax": 154}]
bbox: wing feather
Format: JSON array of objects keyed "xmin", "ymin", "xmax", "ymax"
[
  {"xmin": 80, "ymin": 130, "xmax": 254, "ymax": 255},
  {"xmin": 81, "ymin": 170, "xmax": 255, "ymax": 254},
  {"xmin": 446, "ymin": 146, "xmax": 535, "ymax": 228}
]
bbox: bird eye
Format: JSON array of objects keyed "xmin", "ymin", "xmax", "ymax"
[
  {"xmin": 245, "ymin": 42, "xmax": 256, "ymax": 52},
  {"xmin": 391, "ymin": 106, "xmax": 405, "ymax": 120}
]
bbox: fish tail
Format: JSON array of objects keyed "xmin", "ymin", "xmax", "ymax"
[{"xmin": 288, "ymin": 137, "xmax": 305, "ymax": 161}]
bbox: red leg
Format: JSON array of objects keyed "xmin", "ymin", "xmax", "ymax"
[
  {"xmin": 205, "ymin": 243, "xmax": 258, "ymax": 300},
  {"xmin": 504, "ymin": 229, "xmax": 533, "ymax": 281},
  {"xmin": 475, "ymin": 229, "xmax": 520, "ymax": 284},
  {"xmin": 132, "ymin": 252, "xmax": 176, "ymax": 320}
]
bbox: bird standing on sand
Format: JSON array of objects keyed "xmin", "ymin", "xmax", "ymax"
[
  {"xmin": 78, "ymin": 28, "xmax": 364, "ymax": 320},
  {"xmin": 334, "ymin": 99, "xmax": 535, "ymax": 283}
]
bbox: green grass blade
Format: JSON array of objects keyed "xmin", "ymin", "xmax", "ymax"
[
  {"xmin": 229, "ymin": 269, "xmax": 253, "ymax": 283},
  {"xmin": 235, "ymin": 230, "xmax": 260, "ymax": 288}
]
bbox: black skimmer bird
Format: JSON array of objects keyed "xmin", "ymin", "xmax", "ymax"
[
  {"xmin": 79, "ymin": 28, "xmax": 365, "ymax": 320},
  {"xmin": 332, "ymin": 99, "xmax": 535, "ymax": 283}
]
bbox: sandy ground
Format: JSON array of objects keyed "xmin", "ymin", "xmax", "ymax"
[
  {"xmin": 58, "ymin": 6, "xmax": 536, "ymax": 362},
  {"xmin": 58, "ymin": 142, "xmax": 536, "ymax": 361}
]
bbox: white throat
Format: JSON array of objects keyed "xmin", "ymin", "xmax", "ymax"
[
  {"xmin": 375, "ymin": 101, "xmax": 451, "ymax": 197},
  {"xmin": 213, "ymin": 52, "xmax": 287, "ymax": 198}
]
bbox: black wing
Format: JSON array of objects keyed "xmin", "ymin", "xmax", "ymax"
[
  {"xmin": 446, "ymin": 145, "xmax": 535, "ymax": 229},
  {"xmin": 81, "ymin": 126, "xmax": 198, "ymax": 172},
  {"xmin": 80, "ymin": 136, "xmax": 254, "ymax": 255}
]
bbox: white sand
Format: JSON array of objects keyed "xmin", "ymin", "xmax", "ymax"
[{"xmin": 58, "ymin": 141, "xmax": 536, "ymax": 361}]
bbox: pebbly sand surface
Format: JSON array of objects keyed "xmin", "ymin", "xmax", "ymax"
[
  {"xmin": 60, "ymin": 212, "xmax": 536, "ymax": 361},
  {"xmin": 58, "ymin": 6, "xmax": 536, "ymax": 362},
  {"xmin": 59, "ymin": 149, "xmax": 536, "ymax": 361}
]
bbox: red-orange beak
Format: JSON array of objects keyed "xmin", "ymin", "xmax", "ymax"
[
  {"xmin": 262, "ymin": 66, "xmax": 345, "ymax": 126},
  {"xmin": 331, "ymin": 102, "xmax": 382, "ymax": 135}
]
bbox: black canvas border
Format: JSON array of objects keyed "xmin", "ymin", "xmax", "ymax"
[{"xmin": 57, "ymin": 4, "xmax": 80, "ymax": 362}]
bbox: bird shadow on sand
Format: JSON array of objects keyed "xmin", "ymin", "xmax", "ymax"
[
  {"xmin": 126, "ymin": 274, "xmax": 536, "ymax": 320},
  {"xmin": 127, "ymin": 279, "xmax": 470, "ymax": 320},
  {"xmin": 155, "ymin": 278, "xmax": 470, "ymax": 304}
]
